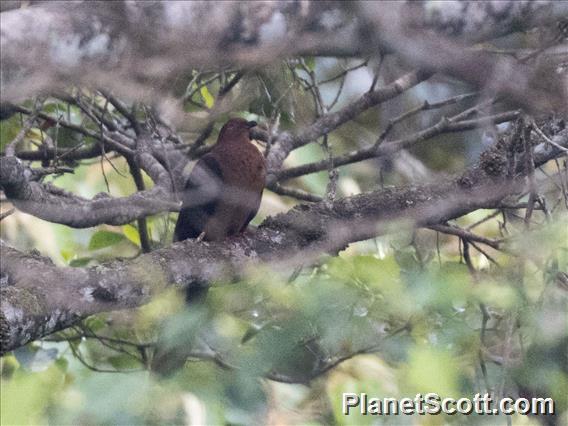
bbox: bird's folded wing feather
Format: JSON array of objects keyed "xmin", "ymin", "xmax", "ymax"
[{"xmin": 173, "ymin": 155, "xmax": 223, "ymax": 242}]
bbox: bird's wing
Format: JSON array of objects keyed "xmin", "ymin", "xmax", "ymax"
[
  {"xmin": 239, "ymin": 192, "xmax": 262, "ymax": 233},
  {"xmin": 173, "ymin": 155, "xmax": 223, "ymax": 241},
  {"xmin": 238, "ymin": 149, "xmax": 266, "ymax": 233}
]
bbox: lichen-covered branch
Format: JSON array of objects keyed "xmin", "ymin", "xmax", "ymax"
[
  {"xmin": 2, "ymin": 1, "xmax": 565, "ymax": 105},
  {"xmin": 358, "ymin": 2, "xmax": 568, "ymax": 112},
  {"xmin": 0, "ymin": 156, "xmax": 180, "ymax": 228},
  {"xmin": 2, "ymin": 123, "xmax": 566, "ymax": 354}
]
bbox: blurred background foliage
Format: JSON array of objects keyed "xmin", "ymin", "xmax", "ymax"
[{"xmin": 1, "ymin": 54, "xmax": 567, "ymax": 426}]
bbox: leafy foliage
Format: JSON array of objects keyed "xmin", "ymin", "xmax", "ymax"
[
  {"xmin": 2, "ymin": 211, "xmax": 566, "ymax": 423},
  {"xmin": 1, "ymin": 43, "xmax": 567, "ymax": 426}
]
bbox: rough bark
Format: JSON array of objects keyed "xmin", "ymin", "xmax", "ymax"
[
  {"xmin": 1, "ymin": 0, "xmax": 567, "ymax": 355},
  {"xmin": 2, "ymin": 126, "xmax": 566, "ymax": 354},
  {"xmin": 1, "ymin": 1, "xmax": 566, "ymax": 107}
]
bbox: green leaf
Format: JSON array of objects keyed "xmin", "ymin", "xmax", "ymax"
[
  {"xmin": 122, "ymin": 224, "xmax": 141, "ymax": 247},
  {"xmin": 14, "ymin": 346, "xmax": 59, "ymax": 373},
  {"xmin": 405, "ymin": 346, "xmax": 460, "ymax": 397},
  {"xmin": 0, "ymin": 365, "xmax": 64, "ymax": 426},
  {"xmin": 303, "ymin": 57, "xmax": 316, "ymax": 71},
  {"xmin": 60, "ymin": 249, "xmax": 73, "ymax": 262},
  {"xmin": 26, "ymin": 127, "xmax": 46, "ymax": 144},
  {"xmin": 83, "ymin": 316, "xmax": 107, "ymax": 332},
  {"xmin": 200, "ymin": 86, "xmax": 215, "ymax": 108},
  {"xmin": 241, "ymin": 322, "xmax": 269, "ymax": 344},
  {"xmin": 69, "ymin": 257, "xmax": 93, "ymax": 267},
  {"xmin": 107, "ymin": 354, "xmax": 141, "ymax": 370},
  {"xmin": 88, "ymin": 231, "xmax": 125, "ymax": 250},
  {"xmin": 0, "ymin": 114, "xmax": 21, "ymax": 151}
]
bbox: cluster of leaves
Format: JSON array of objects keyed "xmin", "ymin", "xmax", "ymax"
[
  {"xmin": 1, "ymin": 54, "xmax": 567, "ymax": 425},
  {"xmin": 2, "ymin": 207, "xmax": 566, "ymax": 424}
]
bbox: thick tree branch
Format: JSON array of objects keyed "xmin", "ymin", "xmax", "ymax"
[
  {"xmin": 0, "ymin": 156, "xmax": 179, "ymax": 227},
  {"xmin": 2, "ymin": 70, "xmax": 432, "ymax": 224},
  {"xmin": 0, "ymin": 1, "xmax": 359, "ymax": 103},
  {"xmin": 1, "ymin": 0, "xmax": 567, "ymax": 360},
  {"xmin": 2, "ymin": 125, "xmax": 566, "ymax": 354},
  {"xmin": 2, "ymin": 1, "xmax": 564, "ymax": 106},
  {"xmin": 358, "ymin": 2, "xmax": 568, "ymax": 112}
]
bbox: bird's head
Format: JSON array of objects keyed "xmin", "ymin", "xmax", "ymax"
[{"xmin": 217, "ymin": 118, "xmax": 257, "ymax": 144}]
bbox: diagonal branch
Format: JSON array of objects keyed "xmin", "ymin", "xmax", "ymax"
[
  {"xmin": 276, "ymin": 110, "xmax": 521, "ymax": 182},
  {"xmin": 0, "ymin": 156, "xmax": 179, "ymax": 228},
  {"xmin": 2, "ymin": 125, "xmax": 566, "ymax": 354},
  {"xmin": 265, "ymin": 69, "xmax": 432, "ymax": 184},
  {"xmin": 2, "ymin": 1, "xmax": 565, "ymax": 105}
]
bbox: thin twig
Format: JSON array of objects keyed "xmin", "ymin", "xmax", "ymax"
[
  {"xmin": 523, "ymin": 122, "xmax": 537, "ymax": 228},
  {"xmin": 271, "ymin": 183, "xmax": 323, "ymax": 202},
  {"xmin": 532, "ymin": 121, "xmax": 568, "ymax": 153},
  {"xmin": 465, "ymin": 209, "xmax": 497, "ymax": 229},
  {"xmin": 189, "ymin": 72, "xmax": 244, "ymax": 154},
  {"xmin": 429, "ymin": 223, "xmax": 502, "ymax": 249},
  {"xmin": 308, "ymin": 59, "xmax": 368, "ymax": 88},
  {"xmin": 126, "ymin": 157, "xmax": 152, "ymax": 253},
  {"xmin": 101, "ymin": 90, "xmax": 141, "ymax": 135},
  {"xmin": 376, "ymin": 92, "xmax": 478, "ymax": 145},
  {"xmin": 0, "ymin": 208, "xmax": 15, "ymax": 221},
  {"xmin": 5, "ymin": 113, "xmax": 37, "ymax": 157},
  {"xmin": 470, "ymin": 241, "xmax": 501, "ymax": 266},
  {"xmin": 68, "ymin": 340, "xmax": 144, "ymax": 374},
  {"xmin": 276, "ymin": 110, "xmax": 520, "ymax": 181},
  {"xmin": 13, "ymin": 104, "xmax": 135, "ymax": 156}
]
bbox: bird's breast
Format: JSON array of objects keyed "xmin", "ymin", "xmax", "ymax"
[{"xmin": 216, "ymin": 142, "xmax": 266, "ymax": 191}]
